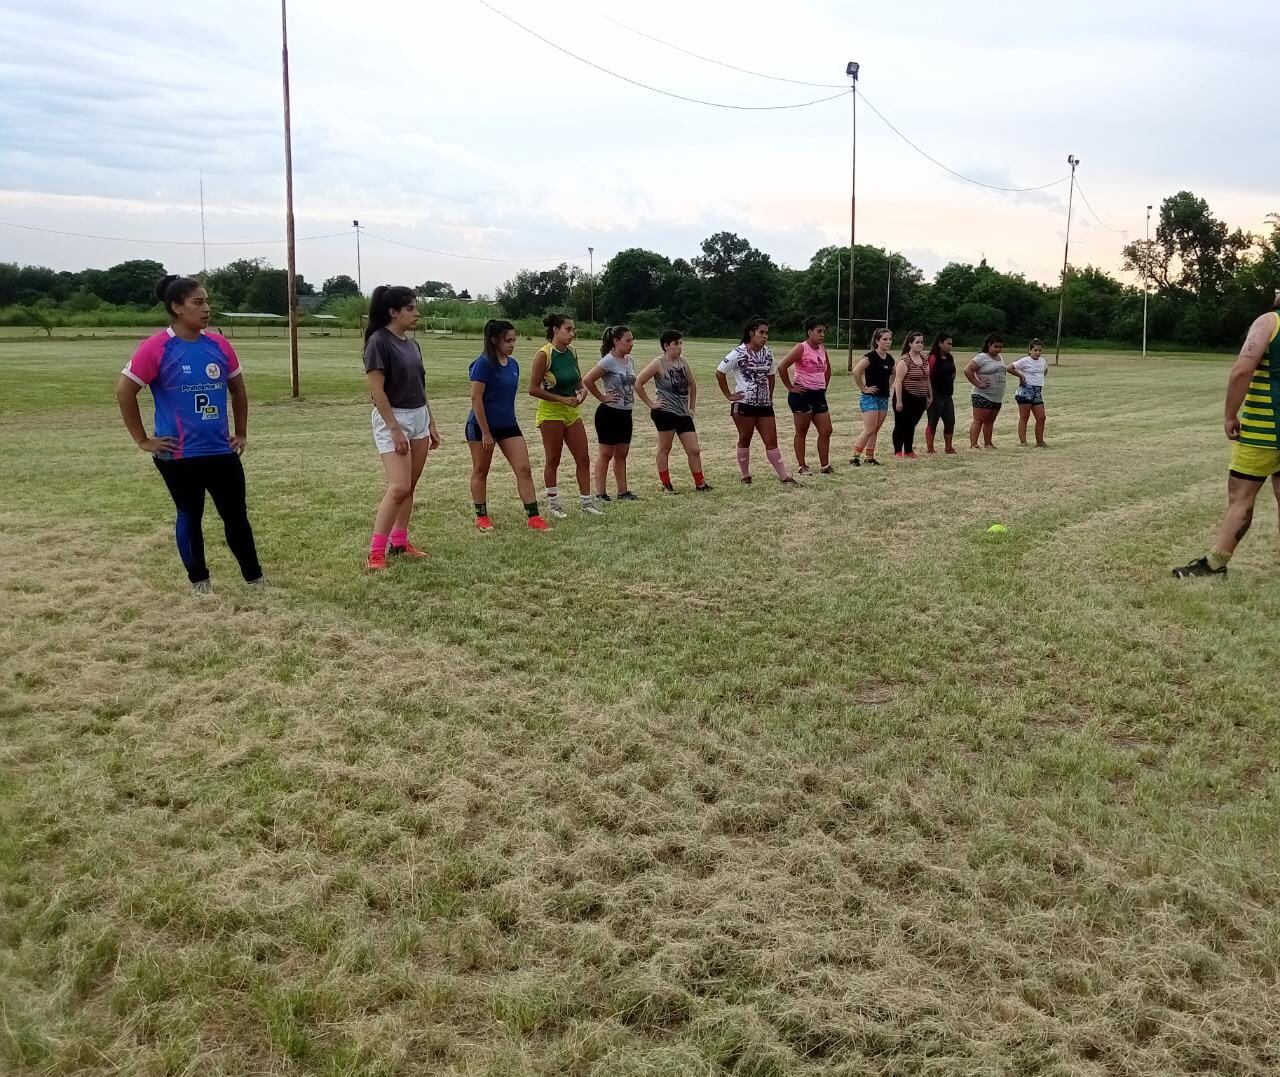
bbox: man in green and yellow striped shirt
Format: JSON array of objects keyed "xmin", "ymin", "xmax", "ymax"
[{"xmin": 1174, "ymin": 289, "xmax": 1280, "ymax": 578}]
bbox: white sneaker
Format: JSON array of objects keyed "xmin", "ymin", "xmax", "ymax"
[
  {"xmin": 547, "ymin": 499, "xmax": 568, "ymax": 520},
  {"xmin": 192, "ymin": 579, "xmax": 214, "ymax": 596},
  {"xmin": 581, "ymin": 498, "xmax": 606, "ymax": 516}
]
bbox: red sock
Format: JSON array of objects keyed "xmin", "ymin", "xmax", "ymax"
[
  {"xmin": 658, "ymin": 469, "xmax": 671, "ymax": 486},
  {"xmin": 692, "ymin": 470, "xmax": 704, "ymax": 485},
  {"xmin": 390, "ymin": 528, "xmax": 408, "ymax": 548}
]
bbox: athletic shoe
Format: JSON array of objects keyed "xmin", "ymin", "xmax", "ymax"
[
  {"xmin": 905, "ymin": 452, "xmax": 918, "ymax": 460},
  {"xmin": 596, "ymin": 492, "xmax": 613, "ymax": 503},
  {"xmin": 547, "ymin": 500, "xmax": 568, "ymax": 520},
  {"xmin": 617, "ymin": 491, "xmax": 641, "ymax": 502},
  {"xmin": 662, "ymin": 483, "xmax": 677, "ymax": 494},
  {"xmin": 581, "ymin": 499, "xmax": 606, "ymax": 516},
  {"xmin": 246, "ymin": 577, "xmax": 267, "ymax": 591},
  {"xmin": 475, "ymin": 515, "xmax": 495, "ymax": 534},
  {"xmin": 780, "ymin": 476, "xmax": 803, "ymax": 486},
  {"xmin": 865, "ymin": 458, "xmax": 882, "ymax": 467},
  {"xmin": 849, "ymin": 456, "xmax": 861, "ymax": 467},
  {"xmin": 821, "ymin": 465, "xmax": 834, "ymax": 475},
  {"xmin": 365, "ymin": 552, "xmax": 388, "ymax": 572},
  {"xmin": 390, "ymin": 542, "xmax": 428, "ymax": 559},
  {"xmin": 526, "ymin": 515, "xmax": 550, "ymax": 531},
  {"xmin": 797, "ymin": 465, "xmax": 812, "ymax": 476},
  {"xmin": 1172, "ymin": 556, "xmax": 1227, "ymax": 579},
  {"xmin": 893, "ymin": 452, "xmax": 906, "ymax": 459},
  {"xmin": 695, "ymin": 483, "xmax": 713, "ymax": 492},
  {"xmin": 192, "ymin": 579, "xmax": 214, "ymax": 596},
  {"xmin": 740, "ymin": 475, "xmax": 753, "ymax": 485}
]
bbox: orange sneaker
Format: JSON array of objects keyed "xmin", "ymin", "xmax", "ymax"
[
  {"xmin": 365, "ymin": 551, "xmax": 388, "ymax": 571},
  {"xmin": 526, "ymin": 515, "xmax": 550, "ymax": 531},
  {"xmin": 475, "ymin": 516, "xmax": 495, "ymax": 534},
  {"xmin": 390, "ymin": 541, "xmax": 428, "ymax": 559}
]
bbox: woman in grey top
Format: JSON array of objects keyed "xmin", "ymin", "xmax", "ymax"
[
  {"xmin": 635, "ymin": 330, "xmax": 712, "ymax": 493},
  {"xmin": 963, "ymin": 332, "xmax": 1008, "ymax": 449},
  {"xmin": 583, "ymin": 324, "xmax": 640, "ymax": 501}
]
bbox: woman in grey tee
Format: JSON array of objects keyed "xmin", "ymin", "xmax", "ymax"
[
  {"xmin": 635, "ymin": 330, "xmax": 712, "ymax": 493},
  {"xmin": 963, "ymin": 332, "xmax": 1009, "ymax": 449},
  {"xmin": 584, "ymin": 325, "xmax": 640, "ymax": 501}
]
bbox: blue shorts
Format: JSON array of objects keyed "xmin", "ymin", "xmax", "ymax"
[
  {"xmin": 860, "ymin": 392, "xmax": 888, "ymax": 413},
  {"xmin": 1015, "ymin": 385, "xmax": 1044, "ymax": 407},
  {"xmin": 464, "ymin": 415, "xmax": 523, "ymax": 443}
]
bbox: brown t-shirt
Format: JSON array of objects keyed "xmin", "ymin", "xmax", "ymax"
[{"xmin": 363, "ymin": 328, "xmax": 426, "ymax": 409}]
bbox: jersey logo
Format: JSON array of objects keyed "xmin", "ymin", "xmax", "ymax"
[
  {"xmin": 205, "ymin": 362, "xmax": 221, "ymax": 379},
  {"xmin": 193, "ymin": 393, "xmax": 220, "ymax": 420}
]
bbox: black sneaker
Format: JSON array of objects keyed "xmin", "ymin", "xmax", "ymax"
[
  {"xmin": 741, "ymin": 476, "xmax": 753, "ymax": 485},
  {"xmin": 1172, "ymin": 556, "xmax": 1227, "ymax": 579},
  {"xmin": 617, "ymin": 491, "xmax": 640, "ymax": 502},
  {"xmin": 596, "ymin": 492, "xmax": 612, "ymax": 503},
  {"xmin": 849, "ymin": 456, "xmax": 862, "ymax": 467},
  {"xmin": 781, "ymin": 476, "xmax": 804, "ymax": 487},
  {"xmin": 696, "ymin": 483, "xmax": 714, "ymax": 492},
  {"xmin": 865, "ymin": 458, "xmax": 883, "ymax": 467},
  {"xmin": 821, "ymin": 465, "xmax": 834, "ymax": 475},
  {"xmin": 661, "ymin": 483, "xmax": 677, "ymax": 494}
]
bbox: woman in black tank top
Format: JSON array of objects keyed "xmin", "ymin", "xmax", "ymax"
[
  {"xmin": 925, "ymin": 332, "xmax": 958, "ymax": 453},
  {"xmin": 850, "ymin": 328, "xmax": 894, "ymax": 465}
]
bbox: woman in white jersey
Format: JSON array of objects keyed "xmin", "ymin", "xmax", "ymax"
[
  {"xmin": 778, "ymin": 316, "xmax": 834, "ymax": 475},
  {"xmin": 1009, "ymin": 338, "xmax": 1049, "ymax": 447},
  {"xmin": 715, "ymin": 318, "xmax": 797, "ymax": 485}
]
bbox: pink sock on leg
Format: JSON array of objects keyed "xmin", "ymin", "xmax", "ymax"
[
  {"xmin": 370, "ymin": 532, "xmax": 389, "ymax": 558},
  {"xmin": 735, "ymin": 447, "xmax": 751, "ymax": 478},
  {"xmin": 766, "ymin": 448, "xmax": 789, "ymax": 480},
  {"xmin": 389, "ymin": 528, "xmax": 408, "ymax": 549}
]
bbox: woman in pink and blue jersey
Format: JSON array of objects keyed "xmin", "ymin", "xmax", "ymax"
[{"xmin": 115, "ymin": 275, "xmax": 264, "ymax": 595}]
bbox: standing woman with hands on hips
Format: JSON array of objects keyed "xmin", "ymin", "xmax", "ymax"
[
  {"xmin": 583, "ymin": 324, "xmax": 640, "ymax": 502},
  {"xmin": 116, "ymin": 274, "xmax": 265, "ymax": 594},
  {"xmin": 635, "ymin": 329, "xmax": 711, "ymax": 493},
  {"xmin": 363, "ymin": 285, "xmax": 439, "ymax": 570},
  {"xmin": 716, "ymin": 317, "xmax": 797, "ymax": 485},
  {"xmin": 465, "ymin": 318, "xmax": 549, "ymax": 532},
  {"xmin": 964, "ymin": 332, "xmax": 1008, "ymax": 449},
  {"xmin": 778, "ymin": 316, "xmax": 834, "ymax": 475},
  {"xmin": 529, "ymin": 314, "xmax": 602, "ymax": 518},
  {"xmin": 850, "ymin": 328, "xmax": 894, "ymax": 466},
  {"xmin": 1009, "ymin": 338, "xmax": 1049, "ymax": 447},
  {"xmin": 925, "ymin": 331, "xmax": 958, "ymax": 454}
]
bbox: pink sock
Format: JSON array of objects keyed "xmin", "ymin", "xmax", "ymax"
[
  {"xmin": 736, "ymin": 447, "xmax": 751, "ymax": 478},
  {"xmin": 390, "ymin": 528, "xmax": 408, "ymax": 548},
  {"xmin": 766, "ymin": 448, "xmax": 789, "ymax": 480},
  {"xmin": 370, "ymin": 532, "xmax": 389, "ymax": 557}
]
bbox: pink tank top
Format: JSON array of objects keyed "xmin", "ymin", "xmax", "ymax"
[{"xmin": 794, "ymin": 341, "xmax": 828, "ymax": 391}]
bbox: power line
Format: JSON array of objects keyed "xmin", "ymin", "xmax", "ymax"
[
  {"xmin": 599, "ymin": 13, "xmax": 845, "ymax": 89},
  {"xmin": 0, "ymin": 220, "xmax": 353, "ymax": 246},
  {"xmin": 472, "ymin": 0, "xmax": 847, "ymax": 111},
  {"xmin": 360, "ymin": 230, "xmax": 588, "ymax": 264},
  {"xmin": 1071, "ymin": 177, "xmax": 1129, "ymax": 234},
  {"xmin": 856, "ymin": 92, "xmax": 1071, "ymax": 194}
]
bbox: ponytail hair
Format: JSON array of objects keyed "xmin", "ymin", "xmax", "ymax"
[
  {"xmin": 600, "ymin": 324, "xmax": 631, "ymax": 357},
  {"xmin": 900, "ymin": 330, "xmax": 924, "ymax": 357},
  {"xmin": 543, "ymin": 313, "xmax": 571, "ymax": 341},
  {"xmin": 154, "ymin": 274, "xmax": 202, "ymax": 319},
  {"xmin": 741, "ymin": 317, "xmax": 768, "ymax": 344},
  {"xmin": 482, "ymin": 318, "xmax": 516, "ymax": 364},
  {"xmin": 982, "ymin": 332, "xmax": 1005, "ymax": 354},
  {"xmin": 364, "ymin": 285, "xmax": 416, "ymax": 343},
  {"xmin": 870, "ymin": 327, "xmax": 892, "ymax": 350}
]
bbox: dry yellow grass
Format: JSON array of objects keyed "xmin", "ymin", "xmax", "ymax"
[{"xmin": 2, "ymin": 332, "xmax": 1279, "ymax": 1076}]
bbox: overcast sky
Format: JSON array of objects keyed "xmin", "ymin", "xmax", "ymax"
[{"xmin": 1, "ymin": 0, "xmax": 1273, "ymax": 299}]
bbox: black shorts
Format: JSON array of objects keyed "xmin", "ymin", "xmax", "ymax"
[
  {"xmin": 465, "ymin": 415, "xmax": 523, "ymax": 443},
  {"xmin": 652, "ymin": 409, "xmax": 696, "ymax": 435},
  {"xmin": 731, "ymin": 402, "xmax": 775, "ymax": 419},
  {"xmin": 594, "ymin": 404, "xmax": 634, "ymax": 445},
  {"xmin": 787, "ymin": 388, "xmax": 829, "ymax": 415}
]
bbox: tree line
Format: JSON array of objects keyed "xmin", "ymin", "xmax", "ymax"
[{"xmin": 3, "ymin": 190, "xmax": 1275, "ymax": 346}]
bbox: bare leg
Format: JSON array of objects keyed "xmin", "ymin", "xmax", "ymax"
[
  {"xmin": 497, "ymin": 436, "xmax": 537, "ymax": 506},
  {"xmin": 813, "ymin": 411, "xmax": 833, "ymax": 468},
  {"xmin": 1018, "ymin": 404, "xmax": 1031, "ymax": 445},
  {"xmin": 792, "ymin": 411, "xmax": 813, "ymax": 469},
  {"xmin": 613, "ymin": 442, "xmax": 631, "ymax": 494},
  {"xmin": 468, "ymin": 440, "xmax": 494, "ymax": 506},
  {"xmin": 984, "ymin": 411, "xmax": 998, "ymax": 448},
  {"xmin": 1033, "ymin": 404, "xmax": 1047, "ymax": 446},
  {"xmin": 677, "ymin": 430, "xmax": 703, "ymax": 476},
  {"xmin": 866, "ymin": 411, "xmax": 887, "ymax": 459},
  {"xmin": 656, "ymin": 429, "xmax": 676, "ymax": 476},
  {"xmin": 374, "ymin": 451, "xmax": 413, "ymax": 535},
  {"xmin": 969, "ymin": 407, "xmax": 983, "ymax": 449},
  {"xmin": 1212, "ymin": 474, "xmax": 1265, "ymax": 559},
  {"xmin": 594, "ymin": 444, "xmax": 615, "ymax": 496},
  {"xmin": 391, "ymin": 438, "xmax": 429, "ymax": 531},
  {"xmin": 563, "ymin": 420, "xmax": 592, "ymax": 496},
  {"xmin": 539, "ymin": 421, "xmax": 565, "ymax": 491},
  {"xmin": 733, "ymin": 413, "xmax": 757, "ymax": 478}
]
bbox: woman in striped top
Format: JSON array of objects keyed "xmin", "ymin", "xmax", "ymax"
[{"xmin": 890, "ymin": 331, "xmax": 932, "ymax": 459}]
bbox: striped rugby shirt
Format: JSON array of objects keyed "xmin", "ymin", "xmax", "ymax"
[{"xmin": 1239, "ymin": 312, "xmax": 1280, "ymax": 448}]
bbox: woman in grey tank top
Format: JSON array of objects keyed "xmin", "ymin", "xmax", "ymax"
[
  {"xmin": 963, "ymin": 332, "xmax": 1010, "ymax": 449},
  {"xmin": 635, "ymin": 330, "xmax": 713, "ymax": 493}
]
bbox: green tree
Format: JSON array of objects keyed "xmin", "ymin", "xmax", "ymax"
[
  {"xmin": 597, "ymin": 248, "xmax": 671, "ymax": 324},
  {"xmin": 494, "ymin": 264, "xmax": 571, "ymax": 319},
  {"xmin": 417, "ymin": 280, "xmax": 456, "ymax": 299},
  {"xmin": 244, "ymin": 269, "xmax": 289, "ymax": 314},
  {"xmin": 97, "ymin": 260, "xmax": 167, "ymax": 306},
  {"xmin": 322, "ymin": 274, "xmax": 360, "ymax": 298},
  {"xmin": 205, "ymin": 258, "xmax": 270, "ymax": 309}
]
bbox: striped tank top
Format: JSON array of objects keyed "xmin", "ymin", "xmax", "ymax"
[
  {"xmin": 902, "ymin": 355, "xmax": 930, "ymax": 398},
  {"xmin": 1240, "ymin": 313, "xmax": 1280, "ymax": 448}
]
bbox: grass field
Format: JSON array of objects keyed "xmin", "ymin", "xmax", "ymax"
[{"xmin": 2, "ymin": 329, "xmax": 1279, "ymax": 1077}]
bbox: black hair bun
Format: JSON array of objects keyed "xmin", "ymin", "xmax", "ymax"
[{"xmin": 153, "ymin": 274, "xmax": 180, "ymax": 304}]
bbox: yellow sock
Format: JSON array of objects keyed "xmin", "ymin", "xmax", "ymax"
[{"xmin": 1207, "ymin": 550, "xmax": 1232, "ymax": 570}]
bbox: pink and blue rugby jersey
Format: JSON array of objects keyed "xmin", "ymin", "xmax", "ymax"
[{"xmin": 122, "ymin": 328, "xmax": 241, "ymax": 459}]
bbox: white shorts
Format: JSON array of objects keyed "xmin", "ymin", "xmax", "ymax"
[{"xmin": 372, "ymin": 405, "xmax": 430, "ymax": 454}]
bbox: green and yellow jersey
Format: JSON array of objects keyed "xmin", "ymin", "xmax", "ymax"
[{"xmin": 1239, "ymin": 312, "xmax": 1280, "ymax": 448}]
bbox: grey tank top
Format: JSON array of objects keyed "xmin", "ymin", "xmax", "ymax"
[{"xmin": 654, "ymin": 356, "xmax": 691, "ymax": 417}]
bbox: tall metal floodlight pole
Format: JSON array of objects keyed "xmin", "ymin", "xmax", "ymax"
[
  {"xmin": 353, "ymin": 220, "xmax": 363, "ymax": 294},
  {"xmin": 1142, "ymin": 204, "xmax": 1152, "ymax": 360},
  {"xmin": 588, "ymin": 246, "xmax": 594, "ymax": 324},
  {"xmin": 845, "ymin": 61, "xmax": 859, "ymax": 372},
  {"xmin": 199, "ymin": 172, "xmax": 208, "ymax": 276},
  {"xmin": 281, "ymin": 0, "xmax": 299, "ymax": 397},
  {"xmin": 1053, "ymin": 154, "xmax": 1079, "ymax": 368}
]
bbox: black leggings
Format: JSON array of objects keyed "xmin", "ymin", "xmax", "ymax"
[
  {"xmin": 927, "ymin": 394, "xmax": 955, "ymax": 436},
  {"xmin": 154, "ymin": 453, "xmax": 262, "ymax": 584},
  {"xmin": 892, "ymin": 393, "xmax": 929, "ymax": 454}
]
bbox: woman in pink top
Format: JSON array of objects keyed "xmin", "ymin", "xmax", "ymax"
[{"xmin": 778, "ymin": 316, "xmax": 833, "ymax": 474}]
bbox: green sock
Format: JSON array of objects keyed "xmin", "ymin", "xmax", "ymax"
[
  {"xmin": 1207, "ymin": 550, "xmax": 1232, "ymax": 570},
  {"xmin": 524, "ymin": 501, "xmax": 539, "ymax": 518},
  {"xmin": 475, "ymin": 502, "xmax": 487, "ymax": 518}
]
